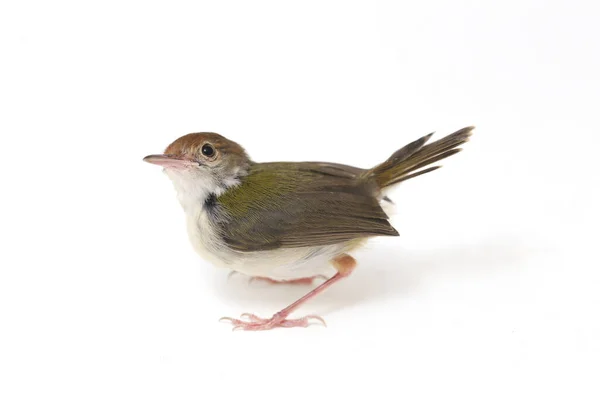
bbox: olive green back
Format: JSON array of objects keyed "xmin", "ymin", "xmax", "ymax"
[{"xmin": 212, "ymin": 162, "xmax": 398, "ymax": 252}]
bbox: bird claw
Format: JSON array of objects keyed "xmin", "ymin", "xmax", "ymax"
[
  {"xmin": 240, "ymin": 313, "xmax": 267, "ymax": 323},
  {"xmin": 219, "ymin": 313, "xmax": 327, "ymax": 331}
]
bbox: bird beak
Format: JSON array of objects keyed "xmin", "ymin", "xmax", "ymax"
[{"xmin": 143, "ymin": 154, "xmax": 199, "ymax": 168}]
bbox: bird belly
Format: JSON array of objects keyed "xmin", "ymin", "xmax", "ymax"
[
  {"xmin": 232, "ymin": 247, "xmax": 341, "ymax": 280},
  {"xmin": 186, "ymin": 208, "xmax": 363, "ymax": 280}
]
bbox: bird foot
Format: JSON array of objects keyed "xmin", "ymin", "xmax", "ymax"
[
  {"xmin": 249, "ymin": 275, "xmax": 328, "ymax": 285},
  {"xmin": 220, "ymin": 312, "xmax": 327, "ymax": 331}
]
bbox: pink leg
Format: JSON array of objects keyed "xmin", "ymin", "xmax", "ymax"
[{"xmin": 220, "ymin": 254, "xmax": 356, "ymax": 331}]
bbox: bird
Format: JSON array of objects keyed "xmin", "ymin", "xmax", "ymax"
[{"xmin": 144, "ymin": 126, "xmax": 473, "ymax": 330}]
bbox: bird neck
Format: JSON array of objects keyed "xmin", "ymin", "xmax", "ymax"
[{"xmin": 166, "ymin": 168, "xmax": 245, "ymax": 214}]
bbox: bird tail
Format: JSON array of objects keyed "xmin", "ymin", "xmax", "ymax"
[{"xmin": 366, "ymin": 126, "xmax": 474, "ymax": 189}]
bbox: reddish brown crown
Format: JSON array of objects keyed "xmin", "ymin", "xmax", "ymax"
[{"xmin": 164, "ymin": 132, "xmax": 248, "ymax": 159}]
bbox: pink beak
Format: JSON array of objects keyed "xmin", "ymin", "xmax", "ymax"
[{"xmin": 143, "ymin": 154, "xmax": 199, "ymax": 168}]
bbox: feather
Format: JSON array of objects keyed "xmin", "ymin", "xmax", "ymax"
[{"xmin": 213, "ymin": 162, "xmax": 397, "ymax": 252}]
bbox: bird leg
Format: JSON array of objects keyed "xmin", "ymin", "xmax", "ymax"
[{"xmin": 220, "ymin": 254, "xmax": 356, "ymax": 331}]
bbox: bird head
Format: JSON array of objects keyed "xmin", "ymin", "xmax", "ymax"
[{"xmin": 144, "ymin": 133, "xmax": 251, "ymax": 209}]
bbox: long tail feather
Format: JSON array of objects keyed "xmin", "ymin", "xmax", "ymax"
[{"xmin": 367, "ymin": 126, "xmax": 473, "ymax": 188}]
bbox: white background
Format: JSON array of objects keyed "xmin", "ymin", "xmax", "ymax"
[{"xmin": 1, "ymin": 1, "xmax": 599, "ymax": 399}]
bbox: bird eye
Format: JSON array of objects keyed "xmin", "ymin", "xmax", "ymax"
[{"xmin": 201, "ymin": 143, "xmax": 215, "ymax": 158}]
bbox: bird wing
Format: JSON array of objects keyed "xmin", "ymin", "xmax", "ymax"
[{"xmin": 212, "ymin": 162, "xmax": 398, "ymax": 252}]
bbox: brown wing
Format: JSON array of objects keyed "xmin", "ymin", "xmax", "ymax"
[{"xmin": 212, "ymin": 162, "xmax": 398, "ymax": 252}]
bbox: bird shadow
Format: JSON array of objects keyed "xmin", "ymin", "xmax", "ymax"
[{"xmin": 206, "ymin": 235, "xmax": 537, "ymax": 316}]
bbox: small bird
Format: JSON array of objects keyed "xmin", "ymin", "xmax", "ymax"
[{"xmin": 144, "ymin": 126, "xmax": 473, "ymax": 330}]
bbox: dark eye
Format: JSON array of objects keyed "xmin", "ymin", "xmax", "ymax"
[{"xmin": 201, "ymin": 143, "xmax": 215, "ymax": 157}]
